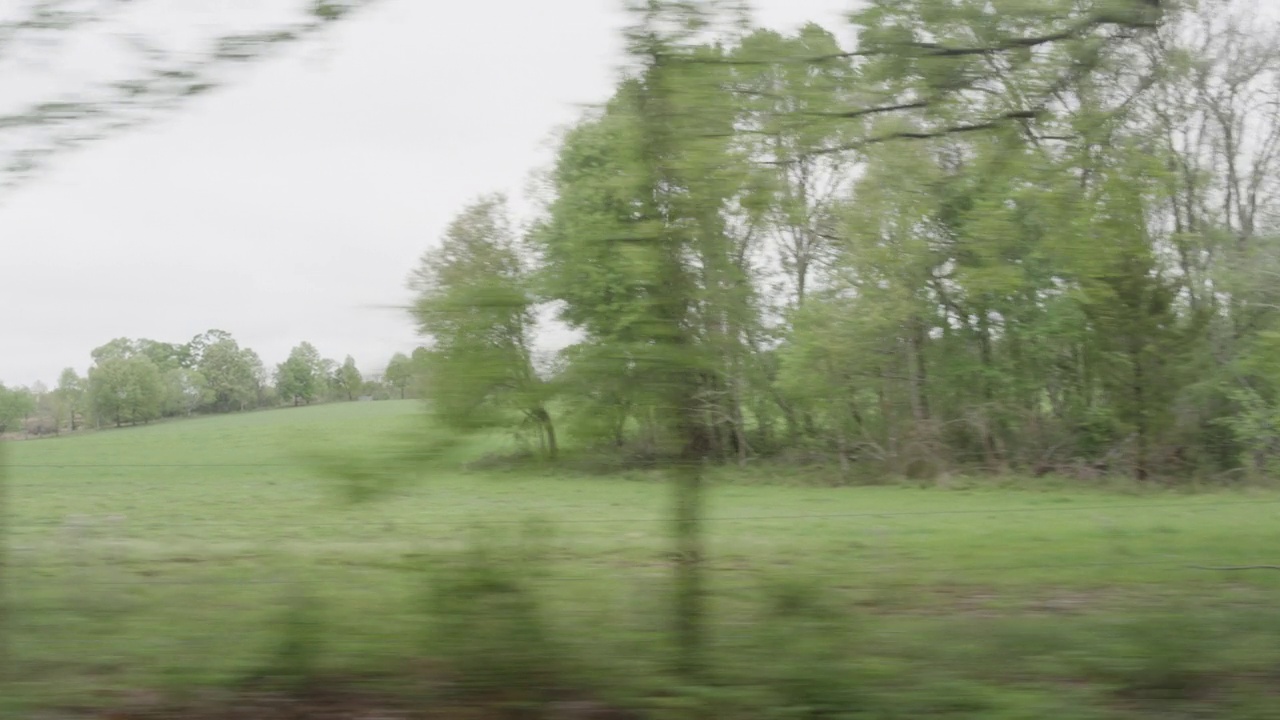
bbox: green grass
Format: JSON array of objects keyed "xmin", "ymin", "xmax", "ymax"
[{"xmin": 4, "ymin": 400, "xmax": 1280, "ymax": 717}]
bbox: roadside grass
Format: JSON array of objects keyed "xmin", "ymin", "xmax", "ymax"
[{"xmin": 3, "ymin": 400, "xmax": 1280, "ymax": 717}]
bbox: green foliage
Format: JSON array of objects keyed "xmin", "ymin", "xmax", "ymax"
[
  {"xmin": 275, "ymin": 342, "xmax": 326, "ymax": 407},
  {"xmin": 196, "ymin": 337, "xmax": 261, "ymax": 413},
  {"xmin": 745, "ymin": 577, "xmax": 872, "ymax": 719},
  {"xmin": 80, "ymin": 332, "xmax": 272, "ymax": 422},
  {"xmin": 383, "ymin": 352, "xmax": 415, "ymax": 400},
  {"xmin": 88, "ymin": 354, "xmax": 164, "ymax": 427},
  {"xmin": 1069, "ymin": 609, "xmax": 1233, "ymax": 702},
  {"xmin": 0, "ymin": 384, "xmax": 35, "ymax": 435},
  {"xmin": 53, "ymin": 368, "xmax": 86, "ymax": 431},
  {"xmin": 417, "ymin": 542, "xmax": 561, "ymax": 704},
  {"xmin": 332, "ymin": 356, "xmax": 363, "ymax": 401},
  {"xmin": 161, "ymin": 368, "xmax": 211, "ymax": 418},
  {"xmin": 410, "ymin": 195, "xmax": 557, "ymax": 457},
  {"xmin": 18, "ymin": 0, "xmax": 1269, "ymax": 486},
  {"xmin": 481, "ymin": 0, "xmax": 1280, "ymax": 481},
  {"xmin": 257, "ymin": 586, "xmax": 326, "ymax": 690},
  {"xmin": 1216, "ymin": 386, "xmax": 1280, "ymax": 479}
]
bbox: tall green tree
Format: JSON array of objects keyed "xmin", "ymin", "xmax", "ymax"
[
  {"xmin": 409, "ymin": 195, "xmax": 557, "ymax": 458},
  {"xmin": 383, "ymin": 352, "xmax": 414, "ymax": 400},
  {"xmin": 88, "ymin": 355, "xmax": 164, "ymax": 427},
  {"xmin": 333, "ymin": 356, "xmax": 364, "ymax": 401},
  {"xmin": 196, "ymin": 336, "xmax": 260, "ymax": 413},
  {"xmin": 276, "ymin": 342, "xmax": 325, "ymax": 407},
  {"xmin": 54, "ymin": 369, "xmax": 86, "ymax": 431},
  {"xmin": 0, "ymin": 386, "xmax": 35, "ymax": 435},
  {"xmin": 162, "ymin": 368, "xmax": 211, "ymax": 418}
]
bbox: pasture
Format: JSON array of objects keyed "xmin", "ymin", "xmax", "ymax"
[{"xmin": 4, "ymin": 400, "xmax": 1280, "ymax": 718}]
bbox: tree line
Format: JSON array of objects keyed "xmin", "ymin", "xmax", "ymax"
[
  {"xmin": 411, "ymin": 0, "xmax": 1280, "ymax": 483},
  {"xmin": 0, "ymin": 0, "xmax": 391, "ymax": 439},
  {"xmin": 0, "ymin": 331, "xmax": 424, "ymax": 436}
]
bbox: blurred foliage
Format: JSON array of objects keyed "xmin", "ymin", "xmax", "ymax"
[
  {"xmin": 0, "ymin": 0, "xmax": 382, "ymax": 189},
  {"xmin": 383, "ymin": 0, "xmax": 1280, "ymax": 485}
]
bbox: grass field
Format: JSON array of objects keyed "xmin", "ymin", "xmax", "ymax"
[{"xmin": 4, "ymin": 400, "xmax": 1280, "ymax": 718}]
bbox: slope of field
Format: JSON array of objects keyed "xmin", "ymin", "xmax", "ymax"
[{"xmin": 4, "ymin": 401, "xmax": 1280, "ymax": 717}]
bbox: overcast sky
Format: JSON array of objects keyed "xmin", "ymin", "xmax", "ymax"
[{"xmin": 0, "ymin": 0, "xmax": 853, "ymax": 387}]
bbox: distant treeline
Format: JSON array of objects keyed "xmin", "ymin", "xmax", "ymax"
[{"xmin": 0, "ymin": 331, "xmax": 425, "ymax": 435}]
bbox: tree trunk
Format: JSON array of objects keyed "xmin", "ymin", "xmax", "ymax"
[
  {"xmin": 613, "ymin": 410, "xmax": 627, "ymax": 448},
  {"xmin": 909, "ymin": 318, "xmax": 931, "ymax": 423},
  {"xmin": 538, "ymin": 408, "xmax": 558, "ymax": 461},
  {"xmin": 527, "ymin": 407, "xmax": 558, "ymax": 460},
  {"xmin": 731, "ymin": 395, "xmax": 748, "ymax": 467},
  {"xmin": 836, "ymin": 430, "xmax": 851, "ymax": 478},
  {"xmin": 1133, "ymin": 354, "xmax": 1148, "ymax": 481}
]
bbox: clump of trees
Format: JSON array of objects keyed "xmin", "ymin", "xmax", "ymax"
[{"xmin": 409, "ymin": 0, "xmax": 1280, "ymax": 483}]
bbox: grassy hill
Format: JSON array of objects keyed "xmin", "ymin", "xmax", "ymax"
[{"xmin": 4, "ymin": 401, "xmax": 1280, "ymax": 717}]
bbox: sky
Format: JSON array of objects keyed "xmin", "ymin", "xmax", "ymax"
[{"xmin": 0, "ymin": 0, "xmax": 853, "ymax": 387}]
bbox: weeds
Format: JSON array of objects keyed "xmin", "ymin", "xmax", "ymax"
[{"xmin": 417, "ymin": 527, "xmax": 566, "ymax": 706}]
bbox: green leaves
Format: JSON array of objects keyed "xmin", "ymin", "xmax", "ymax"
[
  {"xmin": 0, "ymin": 1, "xmax": 381, "ymax": 190},
  {"xmin": 275, "ymin": 342, "xmax": 326, "ymax": 407},
  {"xmin": 88, "ymin": 354, "xmax": 164, "ymax": 427},
  {"xmin": 409, "ymin": 196, "xmax": 556, "ymax": 456},
  {"xmin": 0, "ymin": 385, "xmax": 35, "ymax": 435},
  {"xmin": 279, "ymin": 0, "xmax": 1268, "ymax": 481}
]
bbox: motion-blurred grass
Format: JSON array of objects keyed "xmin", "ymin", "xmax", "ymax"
[{"xmin": 4, "ymin": 400, "xmax": 1280, "ymax": 717}]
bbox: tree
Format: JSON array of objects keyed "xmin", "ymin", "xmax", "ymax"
[
  {"xmin": 384, "ymin": 353, "xmax": 414, "ymax": 400},
  {"xmin": 603, "ymin": 0, "xmax": 754, "ymax": 673},
  {"xmin": 318, "ymin": 357, "xmax": 341, "ymax": 402},
  {"xmin": 54, "ymin": 369, "xmax": 86, "ymax": 431},
  {"xmin": 359, "ymin": 373, "xmax": 391, "ymax": 401},
  {"xmin": 25, "ymin": 382, "xmax": 59, "ymax": 436},
  {"xmin": 276, "ymin": 342, "xmax": 325, "ymax": 406},
  {"xmin": 333, "ymin": 356, "xmax": 363, "ymax": 401},
  {"xmin": 90, "ymin": 338, "xmax": 141, "ymax": 365},
  {"xmin": 137, "ymin": 340, "xmax": 190, "ymax": 372},
  {"xmin": 162, "ymin": 368, "xmax": 211, "ymax": 418},
  {"xmin": 734, "ymin": 25, "xmax": 856, "ymax": 309},
  {"xmin": 409, "ymin": 195, "xmax": 557, "ymax": 458},
  {"xmin": 0, "ymin": 385, "xmax": 35, "ymax": 435},
  {"xmin": 244, "ymin": 349, "xmax": 271, "ymax": 408},
  {"xmin": 88, "ymin": 355, "xmax": 163, "ymax": 427},
  {"xmin": 197, "ymin": 336, "xmax": 260, "ymax": 412},
  {"xmin": 185, "ymin": 330, "xmax": 235, "ymax": 369}
]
